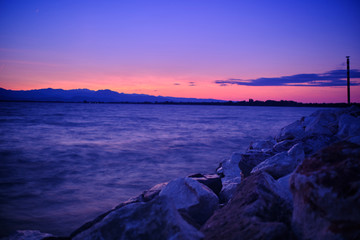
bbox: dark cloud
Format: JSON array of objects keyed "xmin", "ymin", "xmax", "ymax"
[
  {"xmin": 189, "ymin": 81, "xmax": 196, "ymax": 86},
  {"xmin": 215, "ymin": 69, "xmax": 360, "ymax": 87},
  {"xmin": 174, "ymin": 83, "xmax": 180, "ymax": 86}
]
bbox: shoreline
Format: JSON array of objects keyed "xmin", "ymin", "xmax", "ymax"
[
  {"xmin": 1, "ymin": 100, "xmax": 359, "ymax": 108},
  {"xmin": 5, "ymin": 106, "xmax": 360, "ymax": 240}
]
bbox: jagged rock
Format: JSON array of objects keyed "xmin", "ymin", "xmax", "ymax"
[
  {"xmin": 273, "ymin": 139, "xmax": 299, "ymax": 152},
  {"xmin": 238, "ymin": 150, "xmax": 273, "ymax": 177},
  {"xmin": 302, "ymin": 134, "xmax": 337, "ymax": 156},
  {"xmin": 251, "ymin": 143, "xmax": 305, "ymax": 179},
  {"xmin": 216, "ymin": 153, "xmax": 243, "ymax": 202},
  {"xmin": 276, "ymin": 120, "xmax": 305, "ymax": 142},
  {"xmin": 337, "ymin": 113, "xmax": 360, "ymax": 139},
  {"xmin": 142, "ymin": 182, "xmax": 168, "ymax": 202},
  {"xmin": 248, "ymin": 137, "xmax": 276, "ymax": 151},
  {"xmin": 201, "ymin": 172, "xmax": 294, "ymax": 240},
  {"xmin": 188, "ymin": 173, "xmax": 222, "ymax": 195},
  {"xmin": 219, "ymin": 177, "xmax": 241, "ymax": 203},
  {"xmin": 304, "ymin": 110, "xmax": 338, "ymax": 136},
  {"xmin": 159, "ymin": 177, "xmax": 219, "ymax": 226},
  {"xmin": 71, "ymin": 182, "xmax": 168, "ymax": 238},
  {"xmin": 290, "ymin": 141, "xmax": 360, "ymax": 240},
  {"xmin": 216, "ymin": 153, "xmax": 242, "ymax": 181},
  {"xmin": 72, "ymin": 196, "xmax": 204, "ymax": 240},
  {"xmin": 4, "ymin": 230, "xmax": 53, "ymax": 240},
  {"xmin": 348, "ymin": 136, "xmax": 360, "ymax": 145},
  {"xmin": 277, "ymin": 173, "xmax": 293, "ymax": 204}
]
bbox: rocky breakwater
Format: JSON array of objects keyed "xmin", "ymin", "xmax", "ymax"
[{"xmin": 6, "ymin": 106, "xmax": 360, "ymax": 240}]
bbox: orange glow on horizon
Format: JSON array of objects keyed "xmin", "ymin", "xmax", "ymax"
[{"xmin": 1, "ymin": 57, "xmax": 359, "ymax": 103}]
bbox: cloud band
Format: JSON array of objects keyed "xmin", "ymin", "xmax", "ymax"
[{"xmin": 215, "ymin": 69, "xmax": 360, "ymax": 87}]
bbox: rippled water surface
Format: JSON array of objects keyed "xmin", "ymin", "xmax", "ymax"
[{"xmin": 0, "ymin": 102, "xmax": 326, "ymax": 236}]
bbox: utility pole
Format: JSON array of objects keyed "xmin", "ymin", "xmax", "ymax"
[{"xmin": 346, "ymin": 56, "xmax": 350, "ymax": 104}]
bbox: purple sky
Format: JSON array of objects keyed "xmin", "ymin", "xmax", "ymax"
[{"xmin": 1, "ymin": 0, "xmax": 360, "ymax": 102}]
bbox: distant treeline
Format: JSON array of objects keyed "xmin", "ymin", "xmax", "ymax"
[
  {"xmin": 1, "ymin": 99, "xmax": 358, "ymax": 108},
  {"xmin": 114, "ymin": 100, "xmax": 356, "ymax": 107}
]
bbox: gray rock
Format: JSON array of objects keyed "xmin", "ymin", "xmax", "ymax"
[
  {"xmin": 72, "ymin": 196, "xmax": 204, "ymax": 240},
  {"xmin": 188, "ymin": 173, "xmax": 222, "ymax": 196},
  {"xmin": 218, "ymin": 177, "xmax": 241, "ymax": 203},
  {"xmin": 290, "ymin": 141, "xmax": 360, "ymax": 240},
  {"xmin": 302, "ymin": 134, "xmax": 337, "ymax": 156},
  {"xmin": 159, "ymin": 177, "xmax": 219, "ymax": 226},
  {"xmin": 337, "ymin": 113, "xmax": 360, "ymax": 139},
  {"xmin": 273, "ymin": 139, "xmax": 298, "ymax": 152},
  {"xmin": 4, "ymin": 230, "xmax": 53, "ymax": 240},
  {"xmin": 238, "ymin": 150, "xmax": 273, "ymax": 177},
  {"xmin": 142, "ymin": 182, "xmax": 168, "ymax": 202},
  {"xmin": 277, "ymin": 173, "xmax": 293, "ymax": 204},
  {"xmin": 251, "ymin": 143, "xmax": 305, "ymax": 179},
  {"xmin": 201, "ymin": 172, "xmax": 294, "ymax": 240},
  {"xmin": 304, "ymin": 110, "xmax": 338, "ymax": 136},
  {"xmin": 216, "ymin": 153, "xmax": 244, "ymax": 202},
  {"xmin": 71, "ymin": 182, "xmax": 168, "ymax": 238},
  {"xmin": 216, "ymin": 153, "xmax": 242, "ymax": 182},
  {"xmin": 248, "ymin": 137, "xmax": 276, "ymax": 151},
  {"xmin": 348, "ymin": 135, "xmax": 360, "ymax": 145},
  {"xmin": 276, "ymin": 120, "xmax": 305, "ymax": 142}
]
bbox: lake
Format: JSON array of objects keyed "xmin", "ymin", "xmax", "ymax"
[{"xmin": 0, "ymin": 102, "xmax": 326, "ymax": 237}]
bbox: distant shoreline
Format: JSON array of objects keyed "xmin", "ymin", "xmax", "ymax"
[{"xmin": 0, "ymin": 99, "xmax": 357, "ymax": 108}]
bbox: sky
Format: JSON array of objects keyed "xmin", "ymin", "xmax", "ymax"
[{"xmin": 0, "ymin": 0, "xmax": 360, "ymax": 103}]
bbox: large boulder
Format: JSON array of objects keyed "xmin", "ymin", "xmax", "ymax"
[
  {"xmin": 277, "ymin": 173, "xmax": 293, "ymax": 204},
  {"xmin": 290, "ymin": 141, "xmax": 360, "ymax": 240},
  {"xmin": 216, "ymin": 153, "xmax": 242, "ymax": 181},
  {"xmin": 201, "ymin": 172, "xmax": 294, "ymax": 240},
  {"xmin": 301, "ymin": 134, "xmax": 337, "ymax": 156},
  {"xmin": 142, "ymin": 182, "xmax": 168, "ymax": 202},
  {"xmin": 247, "ymin": 137, "xmax": 276, "ymax": 152},
  {"xmin": 4, "ymin": 230, "xmax": 53, "ymax": 240},
  {"xmin": 216, "ymin": 153, "xmax": 244, "ymax": 202},
  {"xmin": 72, "ymin": 196, "xmax": 204, "ymax": 240},
  {"xmin": 71, "ymin": 182, "xmax": 168, "ymax": 238},
  {"xmin": 337, "ymin": 113, "xmax": 360, "ymax": 140},
  {"xmin": 273, "ymin": 139, "xmax": 299, "ymax": 153},
  {"xmin": 251, "ymin": 143, "xmax": 305, "ymax": 179},
  {"xmin": 238, "ymin": 150, "xmax": 273, "ymax": 177},
  {"xmin": 159, "ymin": 177, "xmax": 219, "ymax": 226},
  {"xmin": 304, "ymin": 110, "xmax": 338, "ymax": 136},
  {"xmin": 218, "ymin": 176, "xmax": 242, "ymax": 203},
  {"xmin": 276, "ymin": 120, "xmax": 305, "ymax": 142},
  {"xmin": 188, "ymin": 173, "xmax": 222, "ymax": 196}
]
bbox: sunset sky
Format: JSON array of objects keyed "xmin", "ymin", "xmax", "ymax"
[{"xmin": 1, "ymin": 0, "xmax": 360, "ymax": 103}]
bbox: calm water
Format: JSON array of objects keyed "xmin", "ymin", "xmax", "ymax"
[{"xmin": 0, "ymin": 102, "xmax": 325, "ymax": 236}]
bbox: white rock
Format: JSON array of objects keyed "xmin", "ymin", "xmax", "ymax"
[
  {"xmin": 248, "ymin": 137, "xmax": 276, "ymax": 151},
  {"xmin": 276, "ymin": 120, "xmax": 305, "ymax": 142},
  {"xmin": 348, "ymin": 136, "xmax": 360, "ymax": 145},
  {"xmin": 73, "ymin": 196, "xmax": 204, "ymax": 240},
  {"xmin": 5, "ymin": 230, "xmax": 53, "ymax": 240},
  {"xmin": 277, "ymin": 173, "xmax": 293, "ymax": 204},
  {"xmin": 219, "ymin": 152, "xmax": 242, "ymax": 182},
  {"xmin": 337, "ymin": 114, "xmax": 360, "ymax": 139},
  {"xmin": 238, "ymin": 150, "xmax": 272, "ymax": 177},
  {"xmin": 305, "ymin": 110, "xmax": 338, "ymax": 136},
  {"xmin": 216, "ymin": 153, "xmax": 243, "ymax": 202},
  {"xmin": 302, "ymin": 134, "xmax": 335, "ymax": 156},
  {"xmin": 251, "ymin": 143, "xmax": 305, "ymax": 179},
  {"xmin": 159, "ymin": 177, "xmax": 219, "ymax": 225},
  {"xmin": 219, "ymin": 177, "xmax": 242, "ymax": 203}
]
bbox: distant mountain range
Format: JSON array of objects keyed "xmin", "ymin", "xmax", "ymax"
[{"xmin": 0, "ymin": 88, "xmax": 224, "ymax": 103}]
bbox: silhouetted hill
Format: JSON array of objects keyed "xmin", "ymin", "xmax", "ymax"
[
  {"xmin": 0, "ymin": 88, "xmax": 356, "ymax": 107},
  {"xmin": 0, "ymin": 88, "xmax": 223, "ymax": 103}
]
